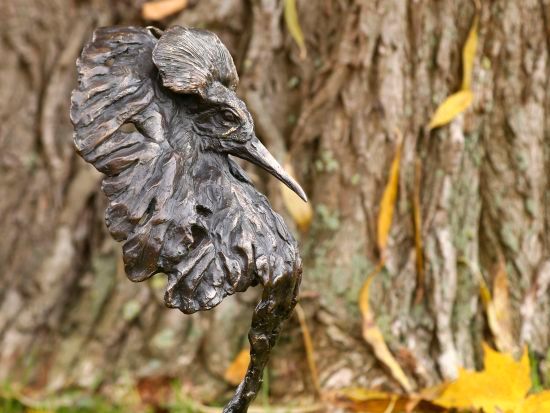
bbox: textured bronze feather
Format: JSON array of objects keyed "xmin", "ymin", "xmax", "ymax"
[{"xmin": 71, "ymin": 26, "xmax": 305, "ymax": 412}]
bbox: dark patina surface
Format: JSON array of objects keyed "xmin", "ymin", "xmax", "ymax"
[{"xmin": 70, "ymin": 26, "xmax": 306, "ymax": 412}]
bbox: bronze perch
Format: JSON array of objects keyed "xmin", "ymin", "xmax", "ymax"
[{"xmin": 70, "ymin": 26, "xmax": 306, "ymax": 412}]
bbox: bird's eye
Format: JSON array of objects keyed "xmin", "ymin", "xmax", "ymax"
[
  {"xmin": 221, "ymin": 110, "xmax": 238, "ymax": 123},
  {"xmin": 193, "ymin": 108, "xmax": 240, "ymax": 137}
]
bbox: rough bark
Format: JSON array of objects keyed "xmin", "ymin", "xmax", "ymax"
[{"xmin": 1, "ymin": 0, "xmax": 549, "ymax": 407}]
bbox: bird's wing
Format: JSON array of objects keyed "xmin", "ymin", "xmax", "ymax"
[{"xmin": 71, "ymin": 27, "xmax": 233, "ymax": 314}]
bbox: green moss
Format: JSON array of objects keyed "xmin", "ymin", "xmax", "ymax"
[
  {"xmin": 150, "ymin": 274, "xmax": 168, "ymax": 290},
  {"xmin": 500, "ymin": 223, "xmax": 519, "ymax": 252},
  {"xmin": 304, "ymin": 237, "xmax": 331, "ymax": 282},
  {"xmin": 515, "ymin": 151, "xmax": 529, "ymax": 172},
  {"xmin": 544, "ymin": 347, "xmax": 550, "ymax": 388},
  {"xmin": 314, "ymin": 57, "xmax": 323, "ymax": 69},
  {"xmin": 529, "ymin": 347, "xmax": 544, "ymax": 393},
  {"xmin": 287, "ymin": 76, "xmax": 300, "ymax": 89},
  {"xmin": 525, "ymin": 198, "xmax": 536, "ymax": 217},
  {"xmin": 303, "ymin": 229, "xmax": 372, "ymax": 317},
  {"xmin": 315, "ymin": 150, "xmax": 339, "ymax": 173},
  {"xmin": 350, "ymin": 174, "xmax": 360, "ymax": 186},
  {"xmin": 152, "ymin": 328, "xmax": 177, "ymax": 350},
  {"xmin": 122, "ymin": 299, "xmax": 141, "ymax": 321},
  {"xmin": 465, "ymin": 131, "xmax": 483, "ymax": 167},
  {"xmin": 90, "ymin": 253, "xmax": 117, "ymax": 322},
  {"xmin": 287, "ymin": 113, "xmax": 297, "ymax": 125},
  {"xmin": 23, "ymin": 152, "xmax": 38, "ymax": 171},
  {"xmin": 315, "ymin": 204, "xmax": 340, "ymax": 231},
  {"xmin": 0, "ymin": 398, "xmax": 25, "ymax": 413},
  {"xmin": 374, "ymin": 313, "xmax": 394, "ymax": 344}
]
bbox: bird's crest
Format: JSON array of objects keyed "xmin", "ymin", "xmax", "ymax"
[{"xmin": 153, "ymin": 26, "xmax": 239, "ymax": 96}]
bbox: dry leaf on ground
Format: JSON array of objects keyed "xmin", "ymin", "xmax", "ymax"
[
  {"xmin": 518, "ymin": 391, "xmax": 550, "ymax": 413},
  {"xmin": 137, "ymin": 375, "xmax": 172, "ymax": 409},
  {"xmin": 328, "ymin": 386, "xmax": 448, "ymax": 413},
  {"xmin": 328, "ymin": 388, "xmax": 406, "ymax": 413},
  {"xmin": 359, "ymin": 267, "xmax": 413, "ymax": 393},
  {"xmin": 142, "ymin": 0, "xmax": 188, "ymax": 21},
  {"xmin": 358, "ymin": 130, "xmax": 410, "ymax": 393},
  {"xmin": 434, "ymin": 344, "xmax": 550, "ymax": 413},
  {"xmin": 224, "ymin": 348, "xmax": 250, "ymax": 386}
]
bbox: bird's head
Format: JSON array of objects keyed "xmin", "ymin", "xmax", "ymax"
[{"xmin": 151, "ymin": 26, "xmax": 307, "ymax": 202}]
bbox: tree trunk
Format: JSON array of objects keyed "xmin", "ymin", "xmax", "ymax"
[{"xmin": 1, "ymin": 0, "xmax": 549, "ymax": 406}]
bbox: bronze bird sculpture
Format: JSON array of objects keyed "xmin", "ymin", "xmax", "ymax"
[{"xmin": 70, "ymin": 26, "xmax": 306, "ymax": 412}]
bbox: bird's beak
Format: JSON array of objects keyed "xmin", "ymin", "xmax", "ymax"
[{"xmin": 233, "ymin": 136, "xmax": 308, "ymax": 202}]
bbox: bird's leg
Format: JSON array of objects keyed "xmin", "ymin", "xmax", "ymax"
[{"xmin": 222, "ymin": 268, "xmax": 301, "ymax": 413}]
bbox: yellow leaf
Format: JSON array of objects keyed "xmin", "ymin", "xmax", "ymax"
[
  {"xmin": 223, "ymin": 348, "xmax": 250, "ymax": 385},
  {"xmin": 428, "ymin": 90, "xmax": 473, "ymax": 130},
  {"xmin": 280, "ymin": 162, "xmax": 312, "ymax": 231},
  {"xmin": 434, "ymin": 344, "xmax": 531, "ymax": 413},
  {"xmin": 338, "ymin": 388, "xmax": 395, "ymax": 402},
  {"xmin": 377, "ymin": 132, "xmax": 403, "ymax": 254},
  {"xmin": 479, "ymin": 276, "xmax": 492, "ymax": 307},
  {"xmin": 428, "ymin": 12, "xmax": 478, "ymax": 131},
  {"xmin": 331, "ymin": 388, "xmax": 405, "ymax": 413},
  {"xmin": 142, "ymin": 0, "xmax": 188, "ymax": 21},
  {"xmin": 518, "ymin": 391, "xmax": 550, "ymax": 413},
  {"xmin": 295, "ymin": 303, "xmax": 321, "ymax": 396},
  {"xmin": 359, "ymin": 265, "xmax": 413, "ymax": 393},
  {"xmin": 461, "ymin": 15, "xmax": 479, "ymax": 91},
  {"xmin": 487, "ymin": 259, "xmax": 518, "ymax": 355},
  {"xmin": 283, "ymin": 0, "xmax": 307, "ymax": 59}
]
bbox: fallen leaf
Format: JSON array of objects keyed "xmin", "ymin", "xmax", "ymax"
[
  {"xmin": 428, "ymin": 90, "xmax": 473, "ymax": 130},
  {"xmin": 295, "ymin": 303, "xmax": 321, "ymax": 396},
  {"xmin": 224, "ymin": 348, "xmax": 250, "ymax": 386},
  {"xmin": 428, "ymin": 11, "xmax": 478, "ymax": 131},
  {"xmin": 461, "ymin": 14, "xmax": 479, "ymax": 91},
  {"xmin": 329, "ymin": 388, "xmax": 406, "ymax": 413},
  {"xmin": 487, "ymin": 259, "xmax": 518, "ymax": 355},
  {"xmin": 377, "ymin": 131, "xmax": 403, "ymax": 255},
  {"xmin": 518, "ymin": 391, "xmax": 550, "ymax": 413},
  {"xmin": 137, "ymin": 375, "xmax": 172, "ymax": 409},
  {"xmin": 434, "ymin": 344, "xmax": 531, "ymax": 413},
  {"xmin": 283, "ymin": 0, "xmax": 307, "ymax": 59},
  {"xmin": 142, "ymin": 0, "xmax": 188, "ymax": 21},
  {"xmin": 328, "ymin": 387, "xmax": 447, "ymax": 413},
  {"xmin": 280, "ymin": 162, "xmax": 312, "ymax": 231},
  {"xmin": 359, "ymin": 265, "xmax": 413, "ymax": 393},
  {"xmin": 359, "ymin": 130, "xmax": 409, "ymax": 392}
]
